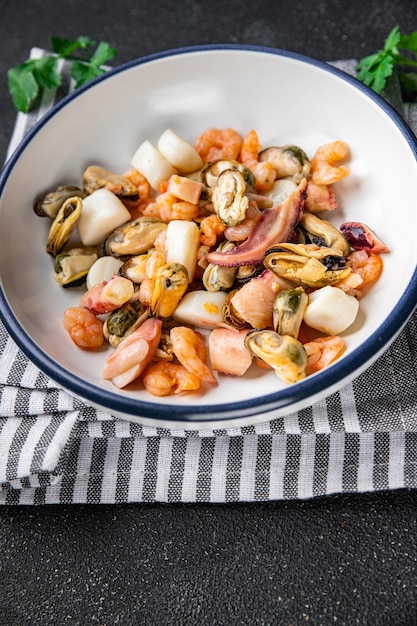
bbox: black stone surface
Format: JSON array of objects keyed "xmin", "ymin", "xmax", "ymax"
[{"xmin": 1, "ymin": 1, "xmax": 417, "ymax": 624}]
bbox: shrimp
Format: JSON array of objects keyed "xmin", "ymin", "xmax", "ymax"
[
  {"xmin": 337, "ymin": 250, "xmax": 383, "ymax": 298},
  {"xmin": 305, "ymin": 181, "xmax": 337, "ymax": 213},
  {"xmin": 122, "ymin": 169, "xmax": 153, "ymax": 218},
  {"xmin": 147, "ymin": 192, "xmax": 200, "ymax": 222},
  {"xmin": 142, "ymin": 361, "xmax": 201, "ymax": 396},
  {"xmin": 102, "ymin": 317, "xmax": 162, "ymax": 388},
  {"xmin": 200, "ymin": 213, "xmax": 226, "ymax": 246},
  {"xmin": 239, "ymin": 130, "xmax": 276, "ymax": 191},
  {"xmin": 303, "ymin": 336, "xmax": 345, "ymax": 375},
  {"xmin": 194, "ymin": 128, "xmax": 243, "ymax": 162},
  {"xmin": 170, "ymin": 326, "xmax": 217, "ymax": 385},
  {"xmin": 63, "ymin": 307, "xmax": 104, "ymax": 349},
  {"xmin": 224, "ymin": 202, "xmax": 262, "ymax": 242},
  {"xmin": 153, "ymin": 228, "xmax": 167, "ymax": 254},
  {"xmin": 123, "ymin": 168, "xmax": 152, "ymax": 200},
  {"xmin": 310, "ymin": 140, "xmax": 350, "ymax": 186}
]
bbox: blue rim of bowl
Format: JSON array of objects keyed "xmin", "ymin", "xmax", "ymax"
[{"xmin": 1, "ymin": 43, "xmax": 417, "ymax": 424}]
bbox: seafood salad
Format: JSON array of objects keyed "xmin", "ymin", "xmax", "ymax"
[{"xmin": 34, "ymin": 127, "xmax": 388, "ymax": 397}]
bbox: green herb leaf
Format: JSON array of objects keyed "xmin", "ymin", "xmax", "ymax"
[
  {"xmin": 8, "ymin": 35, "xmax": 118, "ymax": 113},
  {"xmin": 8, "ymin": 63, "xmax": 40, "ymax": 113},
  {"xmin": 89, "ymin": 41, "xmax": 118, "ymax": 67},
  {"xmin": 31, "ymin": 56, "xmax": 61, "ymax": 89},
  {"xmin": 357, "ymin": 25, "xmax": 417, "ymax": 101},
  {"xmin": 50, "ymin": 36, "xmax": 96, "ymax": 58},
  {"xmin": 70, "ymin": 60, "xmax": 106, "ymax": 88}
]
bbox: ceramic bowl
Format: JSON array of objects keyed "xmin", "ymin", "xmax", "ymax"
[{"xmin": 1, "ymin": 45, "xmax": 417, "ymax": 430}]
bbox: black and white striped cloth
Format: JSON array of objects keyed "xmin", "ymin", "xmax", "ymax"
[{"xmin": 0, "ymin": 51, "xmax": 416, "ymax": 504}]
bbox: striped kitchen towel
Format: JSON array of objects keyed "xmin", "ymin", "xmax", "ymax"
[{"xmin": 0, "ymin": 51, "xmax": 416, "ymax": 504}]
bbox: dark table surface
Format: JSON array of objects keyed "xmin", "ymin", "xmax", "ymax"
[{"xmin": 1, "ymin": 1, "xmax": 417, "ymax": 625}]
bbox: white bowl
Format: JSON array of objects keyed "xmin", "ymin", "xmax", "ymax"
[{"xmin": 1, "ymin": 45, "xmax": 417, "ymax": 430}]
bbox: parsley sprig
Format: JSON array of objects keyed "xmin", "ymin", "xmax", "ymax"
[
  {"xmin": 8, "ymin": 36, "xmax": 118, "ymax": 113},
  {"xmin": 356, "ymin": 26, "xmax": 417, "ymax": 100}
]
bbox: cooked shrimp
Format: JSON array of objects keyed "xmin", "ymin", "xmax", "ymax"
[
  {"xmin": 200, "ymin": 213, "xmax": 226, "ymax": 246},
  {"xmin": 102, "ymin": 318, "xmax": 162, "ymax": 388},
  {"xmin": 123, "ymin": 168, "xmax": 152, "ymax": 200},
  {"xmin": 194, "ymin": 128, "xmax": 243, "ymax": 162},
  {"xmin": 122, "ymin": 169, "xmax": 153, "ymax": 218},
  {"xmin": 239, "ymin": 129, "xmax": 260, "ymax": 164},
  {"xmin": 63, "ymin": 307, "xmax": 104, "ymax": 349},
  {"xmin": 153, "ymin": 228, "xmax": 167, "ymax": 254},
  {"xmin": 142, "ymin": 361, "xmax": 201, "ymax": 396},
  {"xmin": 240, "ymin": 129, "xmax": 276, "ymax": 191},
  {"xmin": 146, "ymin": 192, "xmax": 200, "ymax": 222},
  {"xmin": 305, "ymin": 181, "xmax": 337, "ymax": 213},
  {"xmin": 310, "ymin": 140, "xmax": 350, "ymax": 185},
  {"xmin": 338, "ymin": 250, "xmax": 383, "ymax": 298},
  {"xmin": 303, "ymin": 336, "xmax": 345, "ymax": 375},
  {"xmin": 349, "ymin": 250, "xmax": 383, "ymax": 284},
  {"xmin": 170, "ymin": 326, "xmax": 217, "ymax": 385},
  {"xmin": 224, "ymin": 202, "xmax": 262, "ymax": 242}
]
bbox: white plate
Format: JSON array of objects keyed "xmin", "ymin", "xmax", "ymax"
[{"xmin": 1, "ymin": 45, "xmax": 417, "ymax": 429}]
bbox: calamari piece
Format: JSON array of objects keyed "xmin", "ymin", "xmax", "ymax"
[
  {"xmin": 206, "ymin": 178, "xmax": 307, "ymax": 267},
  {"xmin": 102, "ymin": 317, "xmax": 163, "ymax": 388},
  {"xmin": 244, "ymin": 329, "xmax": 307, "ymax": 384},
  {"xmin": 208, "ymin": 328, "xmax": 253, "ymax": 376},
  {"xmin": 79, "ymin": 275, "xmax": 135, "ymax": 315},
  {"xmin": 339, "ymin": 222, "xmax": 388, "ymax": 253},
  {"xmin": 225, "ymin": 269, "xmax": 291, "ymax": 330}
]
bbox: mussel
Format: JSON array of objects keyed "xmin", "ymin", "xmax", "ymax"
[
  {"xmin": 104, "ymin": 217, "xmax": 167, "ymax": 259},
  {"xmin": 150, "ymin": 263, "xmax": 189, "ymax": 319},
  {"xmin": 46, "ymin": 196, "xmax": 83, "ymax": 256},
  {"xmin": 273, "ymin": 287, "xmax": 308, "ymax": 339},
  {"xmin": 34, "ymin": 185, "xmax": 86, "ymax": 219},
  {"xmin": 212, "ymin": 169, "xmax": 249, "ymax": 226},
  {"xmin": 54, "ymin": 247, "xmax": 99, "ymax": 287},
  {"xmin": 202, "ymin": 242, "xmax": 238, "ymax": 292},
  {"xmin": 103, "ymin": 301, "xmax": 149, "ymax": 348},
  {"xmin": 201, "ymin": 159, "xmax": 255, "ymax": 189},
  {"xmin": 264, "ymin": 243, "xmax": 351, "ymax": 288},
  {"xmin": 119, "ymin": 249, "xmax": 155, "ymax": 284},
  {"xmin": 154, "ymin": 329, "xmax": 175, "ymax": 361},
  {"xmin": 221, "ymin": 289, "xmax": 251, "ymax": 330},
  {"xmin": 298, "ymin": 211, "xmax": 350, "ymax": 256},
  {"xmin": 244, "ymin": 329, "xmax": 307, "ymax": 384},
  {"xmin": 259, "ymin": 145, "xmax": 311, "ymax": 182},
  {"xmin": 82, "ymin": 165, "xmax": 138, "ymax": 199}
]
